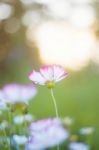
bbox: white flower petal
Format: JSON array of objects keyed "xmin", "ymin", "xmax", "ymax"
[
  {"xmin": 53, "ymin": 65, "xmax": 68, "ymax": 82},
  {"xmin": 29, "ymin": 71, "xmax": 46, "ymax": 85},
  {"xmin": 40, "ymin": 66, "xmax": 54, "ymax": 81}
]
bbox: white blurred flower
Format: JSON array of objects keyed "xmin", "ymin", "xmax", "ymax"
[
  {"xmin": 25, "ymin": 118, "xmax": 70, "ymax": 150},
  {"xmin": 80, "ymin": 127, "xmax": 95, "ymax": 135},
  {"xmin": 24, "ymin": 114, "xmax": 33, "ymax": 122},
  {"xmin": 69, "ymin": 142, "xmax": 90, "ymax": 150},
  {"xmin": 13, "ymin": 114, "xmax": 33, "ymax": 125},
  {"xmin": 62, "ymin": 117, "xmax": 74, "ymax": 126},
  {"xmin": 0, "ymin": 121, "xmax": 8, "ymax": 130},
  {"xmin": 13, "ymin": 115, "xmax": 24, "ymax": 125},
  {"xmin": 13, "ymin": 135, "xmax": 28, "ymax": 145}
]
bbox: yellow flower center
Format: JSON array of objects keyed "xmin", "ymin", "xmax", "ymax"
[{"xmin": 46, "ymin": 81, "xmax": 55, "ymax": 89}]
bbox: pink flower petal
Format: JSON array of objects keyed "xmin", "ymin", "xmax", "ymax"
[
  {"xmin": 19, "ymin": 85, "xmax": 37, "ymax": 102},
  {"xmin": 40, "ymin": 66, "xmax": 54, "ymax": 81},
  {"xmin": 3, "ymin": 84, "xmax": 20, "ymax": 103},
  {"xmin": 3, "ymin": 83, "xmax": 37, "ymax": 103},
  {"xmin": 29, "ymin": 71, "xmax": 46, "ymax": 85},
  {"xmin": 52, "ymin": 65, "xmax": 68, "ymax": 82}
]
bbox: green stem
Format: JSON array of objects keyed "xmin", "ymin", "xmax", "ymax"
[
  {"xmin": 50, "ymin": 89, "xmax": 60, "ymax": 150},
  {"xmin": 23, "ymin": 116, "xmax": 28, "ymax": 136},
  {"xmin": 50, "ymin": 89, "xmax": 59, "ymax": 119},
  {"xmin": 3, "ymin": 128, "xmax": 10, "ymax": 150},
  {"xmin": 7, "ymin": 107, "xmax": 12, "ymax": 150}
]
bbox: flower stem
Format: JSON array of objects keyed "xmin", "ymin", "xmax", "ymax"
[
  {"xmin": 50, "ymin": 88, "xmax": 59, "ymax": 150},
  {"xmin": 3, "ymin": 128, "xmax": 10, "ymax": 150},
  {"xmin": 7, "ymin": 107, "xmax": 12, "ymax": 150},
  {"xmin": 50, "ymin": 89, "xmax": 59, "ymax": 119}
]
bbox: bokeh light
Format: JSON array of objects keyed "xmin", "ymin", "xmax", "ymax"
[
  {"xmin": 47, "ymin": 0, "xmax": 72, "ymax": 19},
  {"xmin": 4, "ymin": 17, "xmax": 21, "ymax": 34},
  {"xmin": 27, "ymin": 21, "xmax": 95, "ymax": 71},
  {"xmin": 22, "ymin": 10, "xmax": 41, "ymax": 27},
  {"xmin": 69, "ymin": 6, "xmax": 95, "ymax": 28},
  {"xmin": 70, "ymin": 0, "xmax": 93, "ymax": 4},
  {"xmin": 0, "ymin": 3, "xmax": 14, "ymax": 20},
  {"xmin": 19, "ymin": 0, "xmax": 35, "ymax": 6}
]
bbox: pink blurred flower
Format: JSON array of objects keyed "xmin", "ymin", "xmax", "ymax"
[
  {"xmin": 25, "ymin": 118, "xmax": 69, "ymax": 150},
  {"xmin": 3, "ymin": 83, "xmax": 37, "ymax": 103},
  {"xmin": 29, "ymin": 65, "xmax": 68, "ymax": 88}
]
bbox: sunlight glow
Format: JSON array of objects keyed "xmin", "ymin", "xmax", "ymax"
[
  {"xmin": 69, "ymin": 6, "xmax": 95, "ymax": 28},
  {"xmin": 47, "ymin": 0, "xmax": 71, "ymax": 19},
  {"xmin": 27, "ymin": 21, "xmax": 95, "ymax": 71},
  {"xmin": 22, "ymin": 10, "xmax": 41, "ymax": 27},
  {"xmin": 20, "ymin": 0, "xmax": 35, "ymax": 5},
  {"xmin": 70, "ymin": 0, "xmax": 92, "ymax": 4}
]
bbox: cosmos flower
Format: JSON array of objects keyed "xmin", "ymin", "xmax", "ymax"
[
  {"xmin": 0, "ymin": 121, "xmax": 8, "ymax": 130},
  {"xmin": 62, "ymin": 117, "xmax": 74, "ymax": 126},
  {"xmin": 80, "ymin": 127, "xmax": 95, "ymax": 135},
  {"xmin": 25, "ymin": 118, "xmax": 69, "ymax": 150},
  {"xmin": 13, "ymin": 114, "xmax": 34, "ymax": 125},
  {"xmin": 29, "ymin": 65, "xmax": 68, "ymax": 88},
  {"xmin": 2, "ymin": 83, "xmax": 37, "ymax": 104},
  {"xmin": 69, "ymin": 142, "xmax": 90, "ymax": 150},
  {"xmin": 13, "ymin": 135, "xmax": 28, "ymax": 145}
]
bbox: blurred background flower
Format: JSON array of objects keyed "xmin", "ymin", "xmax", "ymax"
[
  {"xmin": 2, "ymin": 83, "xmax": 37, "ymax": 104},
  {"xmin": 80, "ymin": 127, "xmax": 95, "ymax": 135},
  {"xmin": 26, "ymin": 118, "xmax": 69, "ymax": 150},
  {"xmin": 69, "ymin": 142, "xmax": 90, "ymax": 150},
  {"xmin": 13, "ymin": 113, "xmax": 34, "ymax": 125}
]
